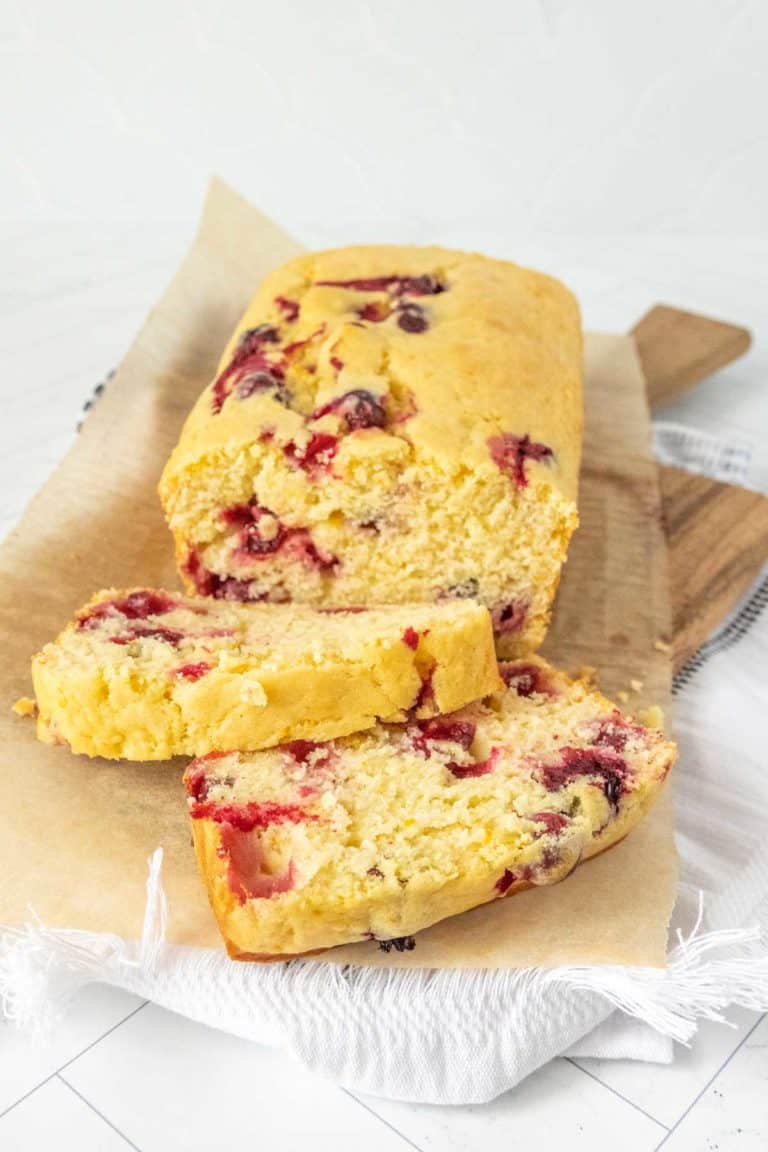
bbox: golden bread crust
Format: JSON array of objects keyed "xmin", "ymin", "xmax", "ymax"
[
  {"xmin": 159, "ymin": 246, "xmax": 582, "ymax": 655},
  {"xmin": 186, "ymin": 656, "xmax": 675, "ymax": 959},
  {"xmin": 30, "ymin": 588, "xmax": 500, "ymax": 759}
]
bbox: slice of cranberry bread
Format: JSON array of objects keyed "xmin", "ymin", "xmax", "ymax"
[
  {"xmin": 159, "ymin": 246, "xmax": 582, "ymax": 657},
  {"xmin": 29, "ymin": 589, "xmax": 500, "ymax": 760},
  {"xmin": 185, "ymin": 656, "xmax": 675, "ymax": 959}
]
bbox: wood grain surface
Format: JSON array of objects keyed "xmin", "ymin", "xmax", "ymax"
[
  {"xmin": 660, "ymin": 465, "xmax": 768, "ymax": 670},
  {"xmin": 633, "ymin": 303, "xmax": 752, "ymax": 407},
  {"xmin": 632, "ymin": 305, "xmax": 767, "ymax": 671}
]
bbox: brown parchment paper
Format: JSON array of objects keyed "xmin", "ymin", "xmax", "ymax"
[{"xmin": 0, "ymin": 179, "xmax": 677, "ymax": 969}]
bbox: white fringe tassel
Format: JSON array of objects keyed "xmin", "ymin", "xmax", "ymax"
[
  {"xmin": 138, "ymin": 847, "xmax": 167, "ymax": 974},
  {"xmin": 2, "ymin": 851, "xmax": 767, "ymax": 1051},
  {"xmin": 0, "ymin": 849, "xmax": 166, "ymax": 1037},
  {"xmin": 541, "ymin": 897, "xmax": 768, "ymax": 1043}
]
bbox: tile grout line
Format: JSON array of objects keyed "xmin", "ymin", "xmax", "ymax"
[
  {"xmin": 653, "ymin": 1011, "xmax": 767, "ymax": 1150},
  {"xmin": 58, "ymin": 1000, "xmax": 150, "ymax": 1075},
  {"xmin": 565, "ymin": 1058, "xmax": 670, "ymax": 1132},
  {"xmin": 58, "ymin": 1073, "xmax": 142, "ymax": 1151},
  {"xmin": 0, "ymin": 1073, "xmax": 60, "ymax": 1124},
  {"xmin": 343, "ymin": 1089, "xmax": 426, "ymax": 1152},
  {"xmin": 0, "ymin": 999, "xmax": 149, "ymax": 1122}
]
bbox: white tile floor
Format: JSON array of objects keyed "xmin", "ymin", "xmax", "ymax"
[
  {"xmin": 571, "ymin": 1007, "xmax": 764, "ymax": 1129},
  {"xmin": 0, "ymin": 985, "xmax": 143, "ymax": 1116},
  {"xmin": 1, "ymin": 986, "xmax": 765, "ymax": 1150},
  {"xmin": 0, "ymin": 1076, "xmax": 132, "ymax": 1152},
  {"xmin": 659, "ymin": 1015, "xmax": 768, "ymax": 1151},
  {"xmin": 2, "ymin": 224, "xmax": 767, "ymax": 1149}
]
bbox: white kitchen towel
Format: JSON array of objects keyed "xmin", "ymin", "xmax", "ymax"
[
  {"xmin": 2, "ymin": 428, "xmax": 768, "ymax": 1104},
  {"xmin": 653, "ymin": 419, "xmax": 768, "ymax": 494}
]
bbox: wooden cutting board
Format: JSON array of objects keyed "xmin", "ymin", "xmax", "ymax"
[
  {"xmin": 633, "ymin": 304, "xmax": 751, "ymax": 408},
  {"xmin": 632, "ymin": 305, "xmax": 768, "ymax": 671}
]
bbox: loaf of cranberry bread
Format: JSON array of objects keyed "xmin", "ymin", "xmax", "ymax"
[
  {"xmin": 185, "ymin": 656, "xmax": 675, "ymax": 959},
  {"xmin": 28, "ymin": 589, "xmax": 500, "ymax": 760},
  {"xmin": 159, "ymin": 246, "xmax": 582, "ymax": 657}
]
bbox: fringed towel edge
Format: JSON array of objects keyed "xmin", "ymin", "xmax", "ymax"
[{"xmin": 2, "ymin": 850, "xmax": 768, "ymax": 1047}]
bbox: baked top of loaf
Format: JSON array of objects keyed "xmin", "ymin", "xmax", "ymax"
[
  {"xmin": 165, "ymin": 245, "xmax": 582, "ymax": 496},
  {"xmin": 185, "ymin": 656, "xmax": 675, "ymax": 959},
  {"xmin": 159, "ymin": 245, "xmax": 583, "ymax": 656},
  {"xmin": 29, "ymin": 588, "xmax": 500, "ymax": 760}
]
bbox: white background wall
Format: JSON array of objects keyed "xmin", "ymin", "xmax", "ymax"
[
  {"xmin": 2, "ymin": 0, "xmax": 767, "ymax": 236},
  {"xmin": 1, "ymin": 0, "xmax": 766, "ymax": 532}
]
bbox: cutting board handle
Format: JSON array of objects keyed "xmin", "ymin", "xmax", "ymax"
[
  {"xmin": 631, "ymin": 305, "xmax": 752, "ymax": 409},
  {"xmin": 629, "ymin": 304, "xmax": 765, "ymax": 672}
]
